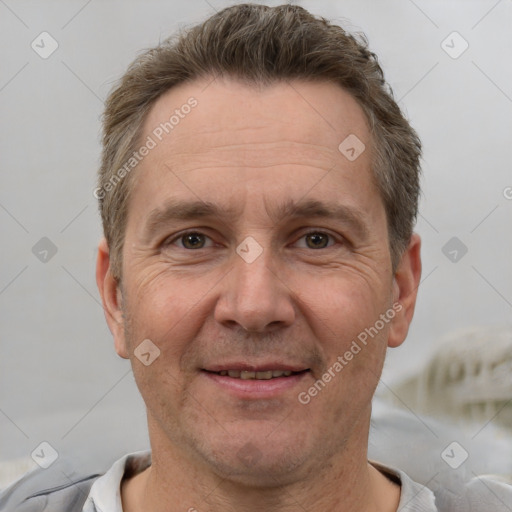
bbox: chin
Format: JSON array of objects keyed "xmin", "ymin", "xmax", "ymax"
[
  {"xmin": 211, "ymin": 452, "xmax": 308, "ymax": 488},
  {"xmin": 196, "ymin": 429, "xmax": 313, "ymax": 487}
]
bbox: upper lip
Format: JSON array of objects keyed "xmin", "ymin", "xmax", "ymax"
[{"xmin": 203, "ymin": 362, "xmax": 309, "ymax": 373}]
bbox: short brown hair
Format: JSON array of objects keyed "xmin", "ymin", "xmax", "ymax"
[{"xmin": 97, "ymin": 3, "xmax": 421, "ymax": 281}]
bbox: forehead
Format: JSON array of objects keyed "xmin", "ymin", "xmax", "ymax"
[
  {"xmin": 128, "ymin": 77, "xmax": 380, "ymax": 227},
  {"xmin": 141, "ymin": 77, "xmax": 371, "ymax": 167}
]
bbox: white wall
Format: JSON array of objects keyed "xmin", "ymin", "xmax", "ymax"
[{"xmin": 1, "ymin": 0, "xmax": 511, "ymax": 466}]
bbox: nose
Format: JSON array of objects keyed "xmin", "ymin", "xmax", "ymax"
[{"xmin": 213, "ymin": 243, "xmax": 296, "ymax": 333}]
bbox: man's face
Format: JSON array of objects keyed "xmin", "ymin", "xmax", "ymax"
[{"xmin": 104, "ymin": 78, "xmax": 412, "ymax": 483}]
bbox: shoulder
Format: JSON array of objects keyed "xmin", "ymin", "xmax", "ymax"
[
  {"xmin": 371, "ymin": 459, "xmax": 512, "ymax": 512},
  {"xmin": 370, "ymin": 460, "xmax": 438, "ymax": 511},
  {"xmin": 0, "ymin": 456, "xmax": 103, "ymax": 512}
]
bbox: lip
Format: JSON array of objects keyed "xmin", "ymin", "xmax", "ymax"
[
  {"xmin": 201, "ymin": 369, "xmax": 310, "ymax": 399},
  {"xmin": 203, "ymin": 362, "xmax": 308, "ymax": 373}
]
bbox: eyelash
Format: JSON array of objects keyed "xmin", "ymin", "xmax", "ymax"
[{"xmin": 163, "ymin": 229, "xmax": 342, "ymax": 250}]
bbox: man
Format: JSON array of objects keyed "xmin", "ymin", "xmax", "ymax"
[
  {"xmin": 2, "ymin": 3, "xmax": 436, "ymax": 511},
  {"xmin": 91, "ymin": 3, "xmax": 432, "ymax": 510}
]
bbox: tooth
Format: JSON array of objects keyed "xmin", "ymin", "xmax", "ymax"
[
  {"xmin": 256, "ymin": 371, "xmax": 273, "ymax": 380},
  {"xmin": 222, "ymin": 369, "xmax": 297, "ymax": 379}
]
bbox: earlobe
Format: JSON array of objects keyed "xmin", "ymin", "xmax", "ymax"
[
  {"xmin": 96, "ymin": 238, "xmax": 130, "ymax": 359},
  {"xmin": 387, "ymin": 233, "xmax": 422, "ymax": 348}
]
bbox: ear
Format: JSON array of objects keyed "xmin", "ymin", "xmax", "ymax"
[
  {"xmin": 96, "ymin": 238, "xmax": 129, "ymax": 358},
  {"xmin": 387, "ymin": 233, "xmax": 422, "ymax": 348}
]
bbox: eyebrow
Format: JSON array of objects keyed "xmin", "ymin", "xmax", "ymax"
[
  {"xmin": 271, "ymin": 198, "xmax": 369, "ymax": 239},
  {"xmin": 142, "ymin": 198, "xmax": 369, "ymax": 241},
  {"xmin": 143, "ymin": 199, "xmax": 239, "ymax": 240}
]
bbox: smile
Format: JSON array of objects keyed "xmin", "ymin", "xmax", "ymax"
[{"xmin": 206, "ymin": 369, "xmax": 307, "ymax": 380}]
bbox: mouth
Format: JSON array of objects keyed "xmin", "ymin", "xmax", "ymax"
[
  {"xmin": 200, "ymin": 365, "xmax": 311, "ymax": 399},
  {"xmin": 203, "ymin": 369, "xmax": 309, "ymax": 380}
]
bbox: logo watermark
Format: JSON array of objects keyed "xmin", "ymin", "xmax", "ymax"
[
  {"xmin": 298, "ymin": 302, "xmax": 402, "ymax": 404},
  {"xmin": 94, "ymin": 97, "xmax": 198, "ymax": 200}
]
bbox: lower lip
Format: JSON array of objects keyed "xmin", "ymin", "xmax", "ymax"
[{"xmin": 201, "ymin": 370, "xmax": 309, "ymax": 399}]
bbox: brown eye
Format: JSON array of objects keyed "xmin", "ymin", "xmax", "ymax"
[
  {"xmin": 180, "ymin": 232, "xmax": 207, "ymax": 249},
  {"xmin": 305, "ymin": 232, "xmax": 330, "ymax": 249},
  {"xmin": 164, "ymin": 231, "xmax": 213, "ymax": 250},
  {"xmin": 294, "ymin": 230, "xmax": 344, "ymax": 249}
]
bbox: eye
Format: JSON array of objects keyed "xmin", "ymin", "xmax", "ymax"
[
  {"xmin": 165, "ymin": 231, "xmax": 214, "ymax": 250},
  {"xmin": 163, "ymin": 229, "xmax": 341, "ymax": 251},
  {"xmin": 294, "ymin": 230, "xmax": 338, "ymax": 249}
]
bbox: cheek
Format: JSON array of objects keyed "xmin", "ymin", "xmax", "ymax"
[
  {"xmin": 125, "ymin": 267, "xmax": 209, "ymax": 345},
  {"xmin": 299, "ymin": 272, "xmax": 391, "ymax": 405},
  {"xmin": 305, "ymin": 273, "xmax": 388, "ymax": 345},
  {"xmin": 124, "ymin": 291, "xmax": 192, "ymax": 421},
  {"xmin": 122, "ymin": 270, "xmax": 220, "ymax": 411}
]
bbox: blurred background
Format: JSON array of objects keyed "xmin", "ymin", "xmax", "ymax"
[{"xmin": 1, "ymin": 0, "xmax": 511, "ymax": 492}]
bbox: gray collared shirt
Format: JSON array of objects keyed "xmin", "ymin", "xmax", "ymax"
[{"xmin": 82, "ymin": 451, "xmax": 438, "ymax": 511}]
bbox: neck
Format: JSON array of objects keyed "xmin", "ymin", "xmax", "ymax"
[{"xmin": 121, "ymin": 413, "xmax": 400, "ymax": 512}]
